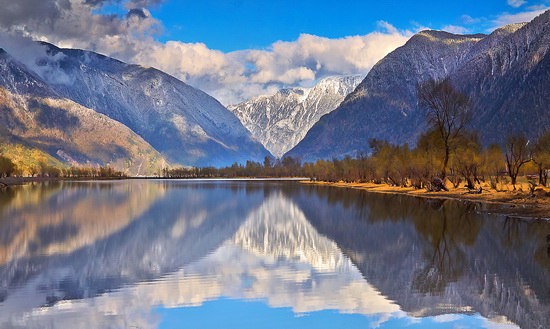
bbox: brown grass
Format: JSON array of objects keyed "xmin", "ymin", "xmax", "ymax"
[{"xmin": 302, "ymin": 179, "xmax": 550, "ymax": 219}]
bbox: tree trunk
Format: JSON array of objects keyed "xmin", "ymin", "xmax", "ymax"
[
  {"xmin": 537, "ymin": 164, "xmax": 548, "ymax": 187},
  {"xmin": 511, "ymin": 174, "xmax": 517, "ymax": 189},
  {"xmin": 442, "ymin": 146, "xmax": 450, "ymax": 179}
]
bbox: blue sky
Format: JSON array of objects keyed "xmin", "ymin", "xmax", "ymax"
[
  {"xmin": 151, "ymin": 0, "xmax": 548, "ymax": 52},
  {"xmin": 0, "ymin": 0, "xmax": 549, "ymax": 104}
]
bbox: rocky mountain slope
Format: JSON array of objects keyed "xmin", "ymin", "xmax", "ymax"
[
  {"xmin": 287, "ymin": 10, "xmax": 550, "ymax": 161},
  {"xmin": 33, "ymin": 43, "xmax": 271, "ymax": 167},
  {"xmin": 0, "ymin": 49, "xmax": 164, "ymax": 175},
  {"xmin": 450, "ymin": 13, "xmax": 550, "ymax": 145},
  {"xmin": 228, "ymin": 76, "xmax": 361, "ymax": 158}
]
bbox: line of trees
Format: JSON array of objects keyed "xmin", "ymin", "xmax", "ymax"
[
  {"xmin": 0, "ymin": 158, "xmax": 128, "ymax": 178},
  {"xmin": 162, "ymin": 157, "xmax": 303, "ymax": 179},
  {"xmin": 0, "ymin": 145, "xmax": 127, "ymax": 179}
]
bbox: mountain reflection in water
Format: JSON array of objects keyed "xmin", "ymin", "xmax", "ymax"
[{"xmin": 0, "ymin": 180, "xmax": 549, "ymax": 329}]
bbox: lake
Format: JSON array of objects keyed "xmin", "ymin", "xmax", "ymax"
[{"xmin": 0, "ymin": 179, "xmax": 549, "ymax": 329}]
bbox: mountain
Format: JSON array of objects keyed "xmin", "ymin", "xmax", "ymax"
[
  {"xmin": 287, "ymin": 11, "xmax": 550, "ymax": 161},
  {"xmin": 228, "ymin": 76, "xmax": 362, "ymax": 158},
  {"xmin": 0, "ymin": 49, "xmax": 165, "ymax": 175},
  {"xmin": 30, "ymin": 43, "xmax": 270, "ymax": 167},
  {"xmin": 449, "ymin": 13, "xmax": 550, "ymax": 145}
]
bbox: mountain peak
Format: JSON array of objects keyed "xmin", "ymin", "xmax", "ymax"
[
  {"xmin": 410, "ymin": 30, "xmax": 485, "ymax": 45},
  {"xmin": 228, "ymin": 75, "xmax": 362, "ymax": 158}
]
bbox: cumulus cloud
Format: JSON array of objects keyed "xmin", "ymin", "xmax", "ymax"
[
  {"xmin": 460, "ymin": 14, "xmax": 483, "ymax": 25},
  {"xmin": 507, "ymin": 0, "xmax": 527, "ymax": 8},
  {"xmin": 0, "ymin": 0, "xmax": 411, "ymax": 105},
  {"xmin": 124, "ymin": 22, "xmax": 410, "ymax": 104},
  {"xmin": 244, "ymin": 27, "xmax": 410, "ymax": 84},
  {"xmin": 123, "ymin": 38, "xmax": 406, "ymax": 103},
  {"xmin": 490, "ymin": 7, "xmax": 548, "ymax": 29},
  {"xmin": 441, "ymin": 25, "xmax": 471, "ymax": 34}
]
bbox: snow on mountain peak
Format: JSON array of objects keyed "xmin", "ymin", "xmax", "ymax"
[{"xmin": 228, "ymin": 75, "xmax": 363, "ymax": 158}]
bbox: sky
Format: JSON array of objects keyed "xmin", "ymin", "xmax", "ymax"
[{"xmin": 0, "ymin": 0, "xmax": 549, "ymax": 105}]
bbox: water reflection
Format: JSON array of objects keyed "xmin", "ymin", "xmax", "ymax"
[
  {"xmin": 0, "ymin": 180, "xmax": 548, "ymax": 328},
  {"xmin": 287, "ymin": 185, "xmax": 550, "ymax": 328}
]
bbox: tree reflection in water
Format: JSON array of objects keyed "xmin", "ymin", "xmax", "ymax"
[{"xmin": 289, "ymin": 184, "xmax": 550, "ymax": 327}]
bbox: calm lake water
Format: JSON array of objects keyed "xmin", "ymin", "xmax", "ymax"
[{"xmin": 0, "ymin": 179, "xmax": 549, "ymax": 329}]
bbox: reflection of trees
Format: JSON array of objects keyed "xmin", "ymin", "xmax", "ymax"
[
  {"xmin": 292, "ymin": 183, "xmax": 550, "ymax": 326},
  {"xmin": 290, "ymin": 185, "xmax": 484, "ymax": 294},
  {"xmin": 501, "ymin": 216, "xmax": 523, "ymax": 248},
  {"xmin": 501, "ymin": 215, "xmax": 550, "ymax": 269},
  {"xmin": 411, "ymin": 201, "xmax": 480, "ymax": 295}
]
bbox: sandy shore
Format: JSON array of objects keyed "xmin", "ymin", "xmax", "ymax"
[{"xmin": 302, "ymin": 180, "xmax": 550, "ymax": 219}]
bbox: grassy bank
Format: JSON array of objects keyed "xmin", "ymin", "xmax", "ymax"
[{"xmin": 302, "ymin": 180, "xmax": 550, "ymax": 219}]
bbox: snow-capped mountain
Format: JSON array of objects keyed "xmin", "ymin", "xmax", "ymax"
[
  {"xmin": 287, "ymin": 10, "xmax": 550, "ymax": 161},
  {"xmin": 1, "ymin": 42, "xmax": 271, "ymax": 168},
  {"xmin": 2, "ymin": 43, "xmax": 270, "ymax": 168},
  {"xmin": 228, "ymin": 76, "xmax": 362, "ymax": 158},
  {"xmin": 0, "ymin": 49, "xmax": 165, "ymax": 175}
]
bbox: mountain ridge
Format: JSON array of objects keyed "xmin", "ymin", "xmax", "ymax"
[
  {"xmin": 38, "ymin": 42, "xmax": 271, "ymax": 167},
  {"xmin": 0, "ymin": 49, "xmax": 165, "ymax": 175},
  {"xmin": 0, "ymin": 41, "xmax": 271, "ymax": 170},
  {"xmin": 286, "ymin": 11, "xmax": 550, "ymax": 161}
]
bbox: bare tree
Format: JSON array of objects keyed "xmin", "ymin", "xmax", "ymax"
[
  {"xmin": 531, "ymin": 131, "xmax": 550, "ymax": 186},
  {"xmin": 417, "ymin": 79, "xmax": 472, "ymax": 179},
  {"xmin": 504, "ymin": 134, "xmax": 531, "ymax": 189}
]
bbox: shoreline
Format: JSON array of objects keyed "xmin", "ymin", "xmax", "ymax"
[
  {"xmin": 2, "ymin": 176, "xmax": 549, "ymax": 219},
  {"xmin": 0, "ymin": 176, "xmax": 307, "ymax": 187},
  {"xmin": 301, "ymin": 180, "xmax": 550, "ymax": 220},
  {"xmin": 0, "ymin": 176, "xmax": 127, "ymax": 186}
]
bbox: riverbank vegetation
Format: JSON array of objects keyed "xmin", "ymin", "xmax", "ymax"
[{"xmin": 0, "ymin": 142, "xmax": 127, "ymax": 179}]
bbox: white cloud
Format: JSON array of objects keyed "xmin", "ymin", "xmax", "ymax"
[
  {"xmin": 441, "ymin": 25, "xmax": 471, "ymax": 34},
  {"xmin": 0, "ymin": 0, "xmax": 411, "ymax": 105},
  {"xmin": 528, "ymin": 4, "xmax": 549, "ymax": 10},
  {"xmin": 460, "ymin": 14, "xmax": 483, "ymax": 25},
  {"xmin": 490, "ymin": 7, "xmax": 548, "ymax": 29},
  {"xmin": 507, "ymin": 0, "xmax": 527, "ymax": 8}
]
